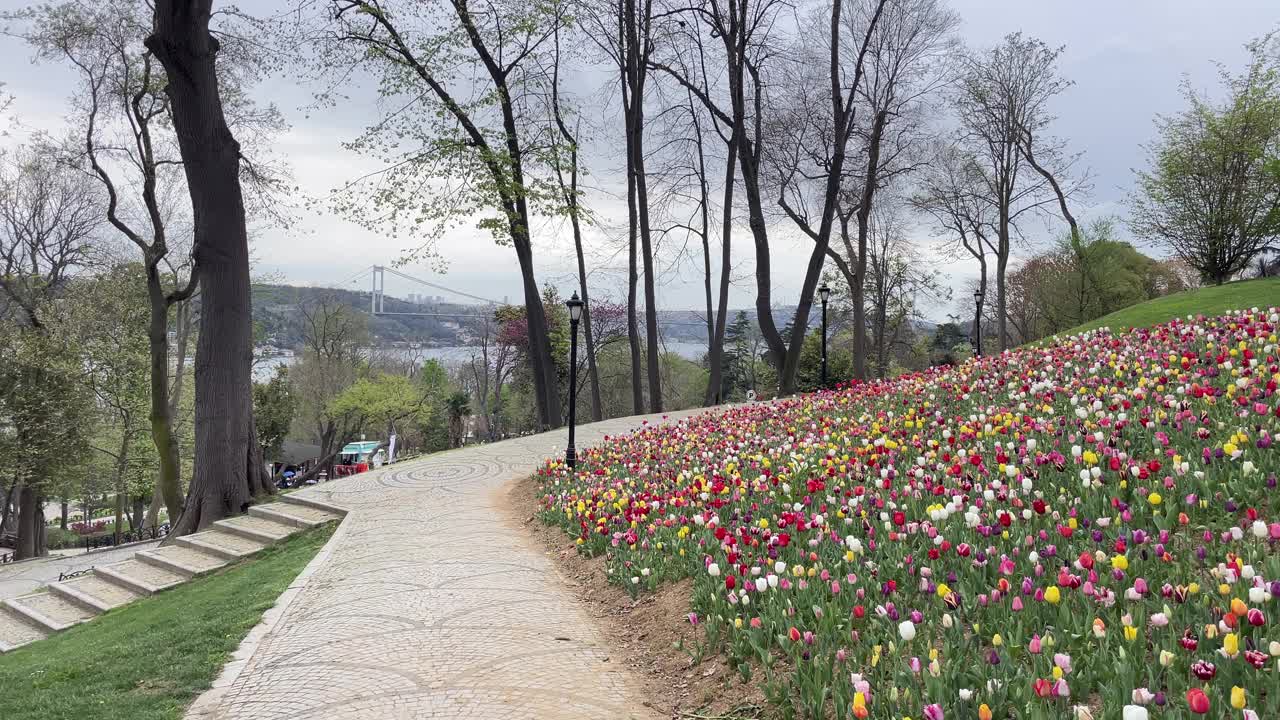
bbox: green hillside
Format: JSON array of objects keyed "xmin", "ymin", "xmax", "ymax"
[{"xmin": 1046, "ymin": 276, "xmax": 1280, "ymax": 341}]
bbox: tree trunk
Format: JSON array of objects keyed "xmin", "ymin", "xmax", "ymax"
[
  {"xmin": 113, "ymin": 431, "xmax": 130, "ymax": 546},
  {"xmin": 131, "ymin": 496, "xmax": 146, "ymax": 532},
  {"xmin": 852, "ymin": 110, "xmax": 888, "ymax": 381},
  {"xmin": 244, "ymin": 411, "xmax": 274, "ymax": 498},
  {"xmin": 0, "ymin": 478, "xmax": 17, "ymax": 533},
  {"xmin": 145, "ymin": 492, "xmax": 161, "ymax": 530},
  {"xmin": 849, "ymin": 213, "xmax": 867, "ymax": 381},
  {"xmin": 148, "ymin": 1, "xmax": 256, "ymax": 535},
  {"xmin": 147, "ymin": 277, "xmax": 185, "ymax": 524},
  {"xmin": 726, "ymin": 45, "xmax": 787, "ymax": 375},
  {"xmin": 510, "ymin": 227, "xmax": 561, "ymax": 429},
  {"xmin": 630, "ymin": 97, "xmax": 662, "ymax": 413},
  {"xmin": 874, "ymin": 301, "xmax": 888, "ymax": 378},
  {"xmin": 738, "ymin": 137, "xmax": 786, "ymax": 375},
  {"xmin": 15, "ymin": 484, "xmax": 46, "ymax": 560},
  {"xmin": 60, "ymin": 500, "xmax": 69, "ymax": 531},
  {"xmin": 564, "ymin": 141, "xmax": 603, "ymax": 423},
  {"xmin": 625, "ymin": 141, "xmax": 644, "ymax": 415},
  {"xmin": 997, "ymin": 217, "xmax": 1010, "ymax": 351}
]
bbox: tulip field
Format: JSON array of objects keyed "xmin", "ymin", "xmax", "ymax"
[{"xmin": 535, "ymin": 308, "xmax": 1280, "ymax": 720}]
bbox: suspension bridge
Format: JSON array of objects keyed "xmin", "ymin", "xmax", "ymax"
[
  {"xmin": 333, "ymin": 264, "xmax": 719, "ymax": 330},
  {"xmin": 338, "ymin": 265, "xmax": 501, "ymax": 318}
]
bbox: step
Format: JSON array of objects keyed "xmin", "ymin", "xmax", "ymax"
[
  {"xmin": 49, "ymin": 573, "xmax": 141, "ymax": 613},
  {"xmin": 214, "ymin": 514, "xmax": 295, "ymax": 544},
  {"xmin": 278, "ymin": 495, "xmax": 347, "ymax": 520},
  {"xmin": 0, "ymin": 605, "xmax": 48, "ymax": 653},
  {"xmin": 136, "ymin": 545, "xmax": 228, "ymax": 577},
  {"xmin": 248, "ymin": 502, "xmax": 339, "ymax": 529},
  {"xmin": 5, "ymin": 591, "xmax": 97, "ymax": 632},
  {"xmin": 173, "ymin": 529, "xmax": 266, "ymax": 561},
  {"xmin": 96, "ymin": 558, "xmax": 187, "ymax": 596}
]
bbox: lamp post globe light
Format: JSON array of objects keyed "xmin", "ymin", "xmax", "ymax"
[
  {"xmin": 818, "ymin": 282, "xmax": 831, "ymax": 388},
  {"xmin": 972, "ymin": 288, "xmax": 984, "ymax": 357},
  {"xmin": 565, "ymin": 291, "xmax": 584, "ymax": 469}
]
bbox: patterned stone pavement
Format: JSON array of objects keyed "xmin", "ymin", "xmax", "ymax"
[{"xmin": 188, "ymin": 408, "xmax": 709, "ymax": 720}]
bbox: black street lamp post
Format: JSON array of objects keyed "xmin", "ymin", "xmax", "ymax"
[
  {"xmin": 818, "ymin": 282, "xmax": 831, "ymax": 388},
  {"xmin": 565, "ymin": 291, "xmax": 584, "ymax": 469},
  {"xmin": 973, "ymin": 288, "xmax": 984, "ymax": 357}
]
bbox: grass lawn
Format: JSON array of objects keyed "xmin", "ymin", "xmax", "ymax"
[
  {"xmin": 0, "ymin": 523, "xmax": 335, "ymax": 720},
  {"xmin": 1044, "ymin": 275, "xmax": 1280, "ymax": 340}
]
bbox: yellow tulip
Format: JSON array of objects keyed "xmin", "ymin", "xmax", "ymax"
[
  {"xmin": 1224, "ymin": 633, "xmax": 1239, "ymax": 657},
  {"xmin": 1044, "ymin": 585, "xmax": 1061, "ymax": 604},
  {"xmin": 1231, "ymin": 686, "xmax": 1246, "ymax": 710}
]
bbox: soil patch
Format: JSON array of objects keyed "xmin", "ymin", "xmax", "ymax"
[{"xmin": 500, "ymin": 473, "xmax": 767, "ymax": 720}]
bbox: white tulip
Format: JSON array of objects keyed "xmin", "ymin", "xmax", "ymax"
[{"xmin": 1122, "ymin": 705, "xmax": 1148, "ymax": 720}]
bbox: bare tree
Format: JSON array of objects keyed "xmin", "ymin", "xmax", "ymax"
[
  {"xmin": 953, "ymin": 33, "xmax": 1073, "ymax": 350},
  {"xmin": 862, "ymin": 198, "xmax": 947, "ymax": 376},
  {"xmin": 580, "ymin": 0, "xmax": 661, "ymax": 413},
  {"xmin": 657, "ymin": 89, "xmax": 734, "ymax": 405},
  {"xmin": 844, "ymin": 0, "xmax": 956, "ymax": 378},
  {"xmin": 650, "ymin": 0, "xmax": 887, "ymax": 394},
  {"xmin": 647, "ymin": 0, "xmax": 791, "ymax": 387},
  {"xmin": 911, "ymin": 140, "xmax": 996, "ymax": 341},
  {"xmin": 0, "ymin": 149, "xmax": 101, "ymax": 329},
  {"xmin": 547, "ymin": 20, "xmax": 604, "ymax": 422},
  {"xmin": 766, "ymin": 0, "xmax": 890, "ymax": 392}
]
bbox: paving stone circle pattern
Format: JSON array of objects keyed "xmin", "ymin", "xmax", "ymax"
[{"xmin": 187, "ymin": 409, "xmax": 708, "ymax": 720}]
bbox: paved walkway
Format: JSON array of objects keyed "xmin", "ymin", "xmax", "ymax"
[
  {"xmin": 189, "ymin": 409, "xmax": 706, "ymax": 720},
  {"xmin": 0, "ymin": 540, "xmax": 161, "ymax": 602}
]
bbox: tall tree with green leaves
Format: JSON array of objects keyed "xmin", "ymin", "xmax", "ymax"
[
  {"xmin": 287, "ymin": 0, "xmax": 566, "ymax": 430},
  {"xmin": 11, "ymin": 0, "xmax": 288, "ymax": 525},
  {"xmin": 0, "ymin": 147, "xmax": 101, "ymax": 558},
  {"xmin": 71, "ymin": 263, "xmax": 156, "ymax": 543},
  {"xmin": 1131, "ymin": 35, "xmax": 1280, "ymax": 285},
  {"xmin": 253, "ymin": 365, "xmax": 296, "ymax": 464}
]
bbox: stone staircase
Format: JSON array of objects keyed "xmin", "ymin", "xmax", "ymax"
[{"xmin": 0, "ymin": 495, "xmax": 344, "ymax": 653}]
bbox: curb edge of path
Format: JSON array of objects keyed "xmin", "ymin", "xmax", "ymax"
[{"xmin": 184, "ymin": 508, "xmax": 354, "ymax": 720}]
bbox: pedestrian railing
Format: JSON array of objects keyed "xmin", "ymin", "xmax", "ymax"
[
  {"xmin": 82, "ymin": 523, "xmax": 171, "ymax": 552},
  {"xmin": 57, "ymin": 567, "xmax": 93, "ymax": 582}
]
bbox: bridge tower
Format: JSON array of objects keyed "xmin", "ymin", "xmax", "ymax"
[{"xmin": 371, "ymin": 265, "xmax": 385, "ymax": 314}]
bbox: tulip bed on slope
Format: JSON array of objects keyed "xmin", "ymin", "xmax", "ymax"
[{"xmin": 536, "ymin": 308, "xmax": 1280, "ymax": 720}]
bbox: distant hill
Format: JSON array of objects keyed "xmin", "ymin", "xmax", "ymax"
[
  {"xmin": 252, "ymin": 283, "xmax": 937, "ymax": 352},
  {"xmin": 252, "ymin": 283, "xmax": 491, "ymax": 349}
]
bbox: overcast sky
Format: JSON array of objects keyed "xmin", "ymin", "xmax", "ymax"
[{"xmin": 2, "ymin": 0, "xmax": 1276, "ymax": 322}]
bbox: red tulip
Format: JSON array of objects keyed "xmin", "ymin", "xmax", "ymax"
[{"xmin": 1186, "ymin": 688, "xmax": 1210, "ymax": 714}]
